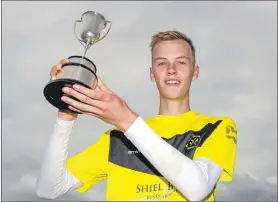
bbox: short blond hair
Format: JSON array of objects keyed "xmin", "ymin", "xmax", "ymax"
[{"xmin": 150, "ymin": 30, "xmax": 196, "ymax": 65}]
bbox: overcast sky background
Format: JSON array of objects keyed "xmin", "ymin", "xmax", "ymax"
[{"xmin": 2, "ymin": 1, "xmax": 277, "ymax": 201}]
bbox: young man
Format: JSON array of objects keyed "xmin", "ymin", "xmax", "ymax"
[{"xmin": 36, "ymin": 30, "xmax": 237, "ymax": 201}]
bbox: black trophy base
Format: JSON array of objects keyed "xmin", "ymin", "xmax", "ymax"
[{"xmin": 44, "ymin": 79, "xmax": 91, "ymax": 114}]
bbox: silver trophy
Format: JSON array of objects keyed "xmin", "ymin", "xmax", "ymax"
[{"xmin": 44, "ymin": 11, "xmax": 112, "ymax": 113}]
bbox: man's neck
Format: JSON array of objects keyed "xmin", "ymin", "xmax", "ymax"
[{"xmin": 158, "ymin": 95, "xmax": 191, "ymax": 116}]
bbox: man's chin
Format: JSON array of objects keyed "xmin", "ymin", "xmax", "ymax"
[{"xmin": 161, "ymin": 93, "xmax": 187, "ymax": 101}]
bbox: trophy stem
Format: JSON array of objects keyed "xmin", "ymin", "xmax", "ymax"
[{"xmin": 80, "ymin": 37, "xmax": 92, "ymax": 65}]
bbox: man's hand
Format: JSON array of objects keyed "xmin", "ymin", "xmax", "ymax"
[
  {"xmin": 50, "ymin": 58, "xmax": 78, "ymax": 121},
  {"xmin": 61, "ymin": 77, "xmax": 139, "ymax": 132}
]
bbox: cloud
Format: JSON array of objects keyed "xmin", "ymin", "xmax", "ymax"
[
  {"xmin": 266, "ymin": 176, "xmax": 277, "ymax": 186},
  {"xmin": 217, "ymin": 173, "xmax": 277, "ymax": 201}
]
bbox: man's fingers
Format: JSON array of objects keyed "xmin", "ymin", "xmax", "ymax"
[
  {"xmin": 72, "ymin": 84, "xmax": 108, "ymax": 101},
  {"xmin": 61, "ymin": 96, "xmax": 103, "ymax": 115},
  {"xmin": 92, "ymin": 79, "xmax": 98, "ymax": 90},
  {"xmin": 56, "ymin": 58, "xmax": 70, "ymax": 71},
  {"xmin": 50, "ymin": 58, "xmax": 70, "ymax": 78},
  {"xmin": 68, "ymin": 105, "xmax": 98, "ymax": 117},
  {"xmin": 62, "ymin": 87, "xmax": 105, "ymax": 110},
  {"xmin": 59, "ymin": 58, "xmax": 70, "ymax": 66},
  {"xmin": 97, "ymin": 77, "xmax": 115, "ymax": 94},
  {"xmin": 68, "ymin": 105, "xmax": 85, "ymax": 114},
  {"xmin": 50, "ymin": 65, "xmax": 58, "ymax": 76}
]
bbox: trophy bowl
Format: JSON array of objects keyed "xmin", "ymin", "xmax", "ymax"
[{"xmin": 43, "ymin": 55, "xmax": 97, "ymax": 113}]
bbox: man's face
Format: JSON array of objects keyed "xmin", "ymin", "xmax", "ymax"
[{"xmin": 150, "ymin": 39, "xmax": 199, "ymax": 100}]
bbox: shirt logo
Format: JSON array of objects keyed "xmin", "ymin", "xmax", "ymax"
[
  {"xmin": 226, "ymin": 125, "xmax": 237, "ymax": 134},
  {"xmin": 226, "ymin": 125, "xmax": 237, "ymax": 144},
  {"xmin": 185, "ymin": 134, "xmax": 201, "ymax": 150},
  {"xmin": 128, "ymin": 150, "xmax": 140, "ymax": 154}
]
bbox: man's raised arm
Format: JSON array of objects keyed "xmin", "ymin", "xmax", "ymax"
[{"xmin": 36, "ymin": 115, "xmax": 82, "ymax": 199}]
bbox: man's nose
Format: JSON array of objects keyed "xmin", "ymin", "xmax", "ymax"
[{"xmin": 167, "ymin": 64, "xmax": 177, "ymax": 75}]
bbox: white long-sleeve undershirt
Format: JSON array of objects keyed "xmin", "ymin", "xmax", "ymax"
[
  {"xmin": 36, "ymin": 118, "xmax": 82, "ymax": 199},
  {"xmin": 36, "ymin": 116, "xmax": 222, "ymax": 201}
]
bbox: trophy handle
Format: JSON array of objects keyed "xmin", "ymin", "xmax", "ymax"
[
  {"xmin": 98, "ymin": 21, "xmax": 112, "ymax": 42},
  {"xmin": 74, "ymin": 20, "xmax": 84, "ymax": 46}
]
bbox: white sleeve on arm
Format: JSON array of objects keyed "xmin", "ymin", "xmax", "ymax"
[
  {"xmin": 36, "ymin": 117, "xmax": 82, "ymax": 200},
  {"xmin": 124, "ymin": 116, "xmax": 223, "ymax": 201}
]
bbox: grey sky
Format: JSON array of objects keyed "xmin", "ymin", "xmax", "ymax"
[{"xmin": 2, "ymin": 1, "xmax": 277, "ymax": 201}]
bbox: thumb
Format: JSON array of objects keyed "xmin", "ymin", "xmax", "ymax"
[{"xmin": 97, "ymin": 77, "xmax": 115, "ymax": 94}]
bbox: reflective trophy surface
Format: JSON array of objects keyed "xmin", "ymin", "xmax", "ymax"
[{"xmin": 44, "ymin": 11, "xmax": 112, "ymax": 113}]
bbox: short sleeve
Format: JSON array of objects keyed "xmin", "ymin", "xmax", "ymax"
[
  {"xmin": 66, "ymin": 130, "xmax": 111, "ymax": 193},
  {"xmin": 194, "ymin": 118, "xmax": 237, "ymax": 182}
]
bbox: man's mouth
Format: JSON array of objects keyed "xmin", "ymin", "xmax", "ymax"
[{"xmin": 165, "ymin": 79, "xmax": 181, "ymax": 85}]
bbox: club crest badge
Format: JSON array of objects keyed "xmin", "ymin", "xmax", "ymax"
[{"xmin": 185, "ymin": 134, "xmax": 201, "ymax": 150}]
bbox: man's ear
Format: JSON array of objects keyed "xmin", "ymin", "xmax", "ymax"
[
  {"xmin": 150, "ymin": 67, "xmax": 155, "ymax": 82},
  {"xmin": 192, "ymin": 65, "xmax": 200, "ymax": 80}
]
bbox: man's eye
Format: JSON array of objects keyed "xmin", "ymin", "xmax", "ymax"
[
  {"xmin": 158, "ymin": 62, "xmax": 166, "ymax": 66},
  {"xmin": 178, "ymin": 61, "xmax": 186, "ymax": 65}
]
